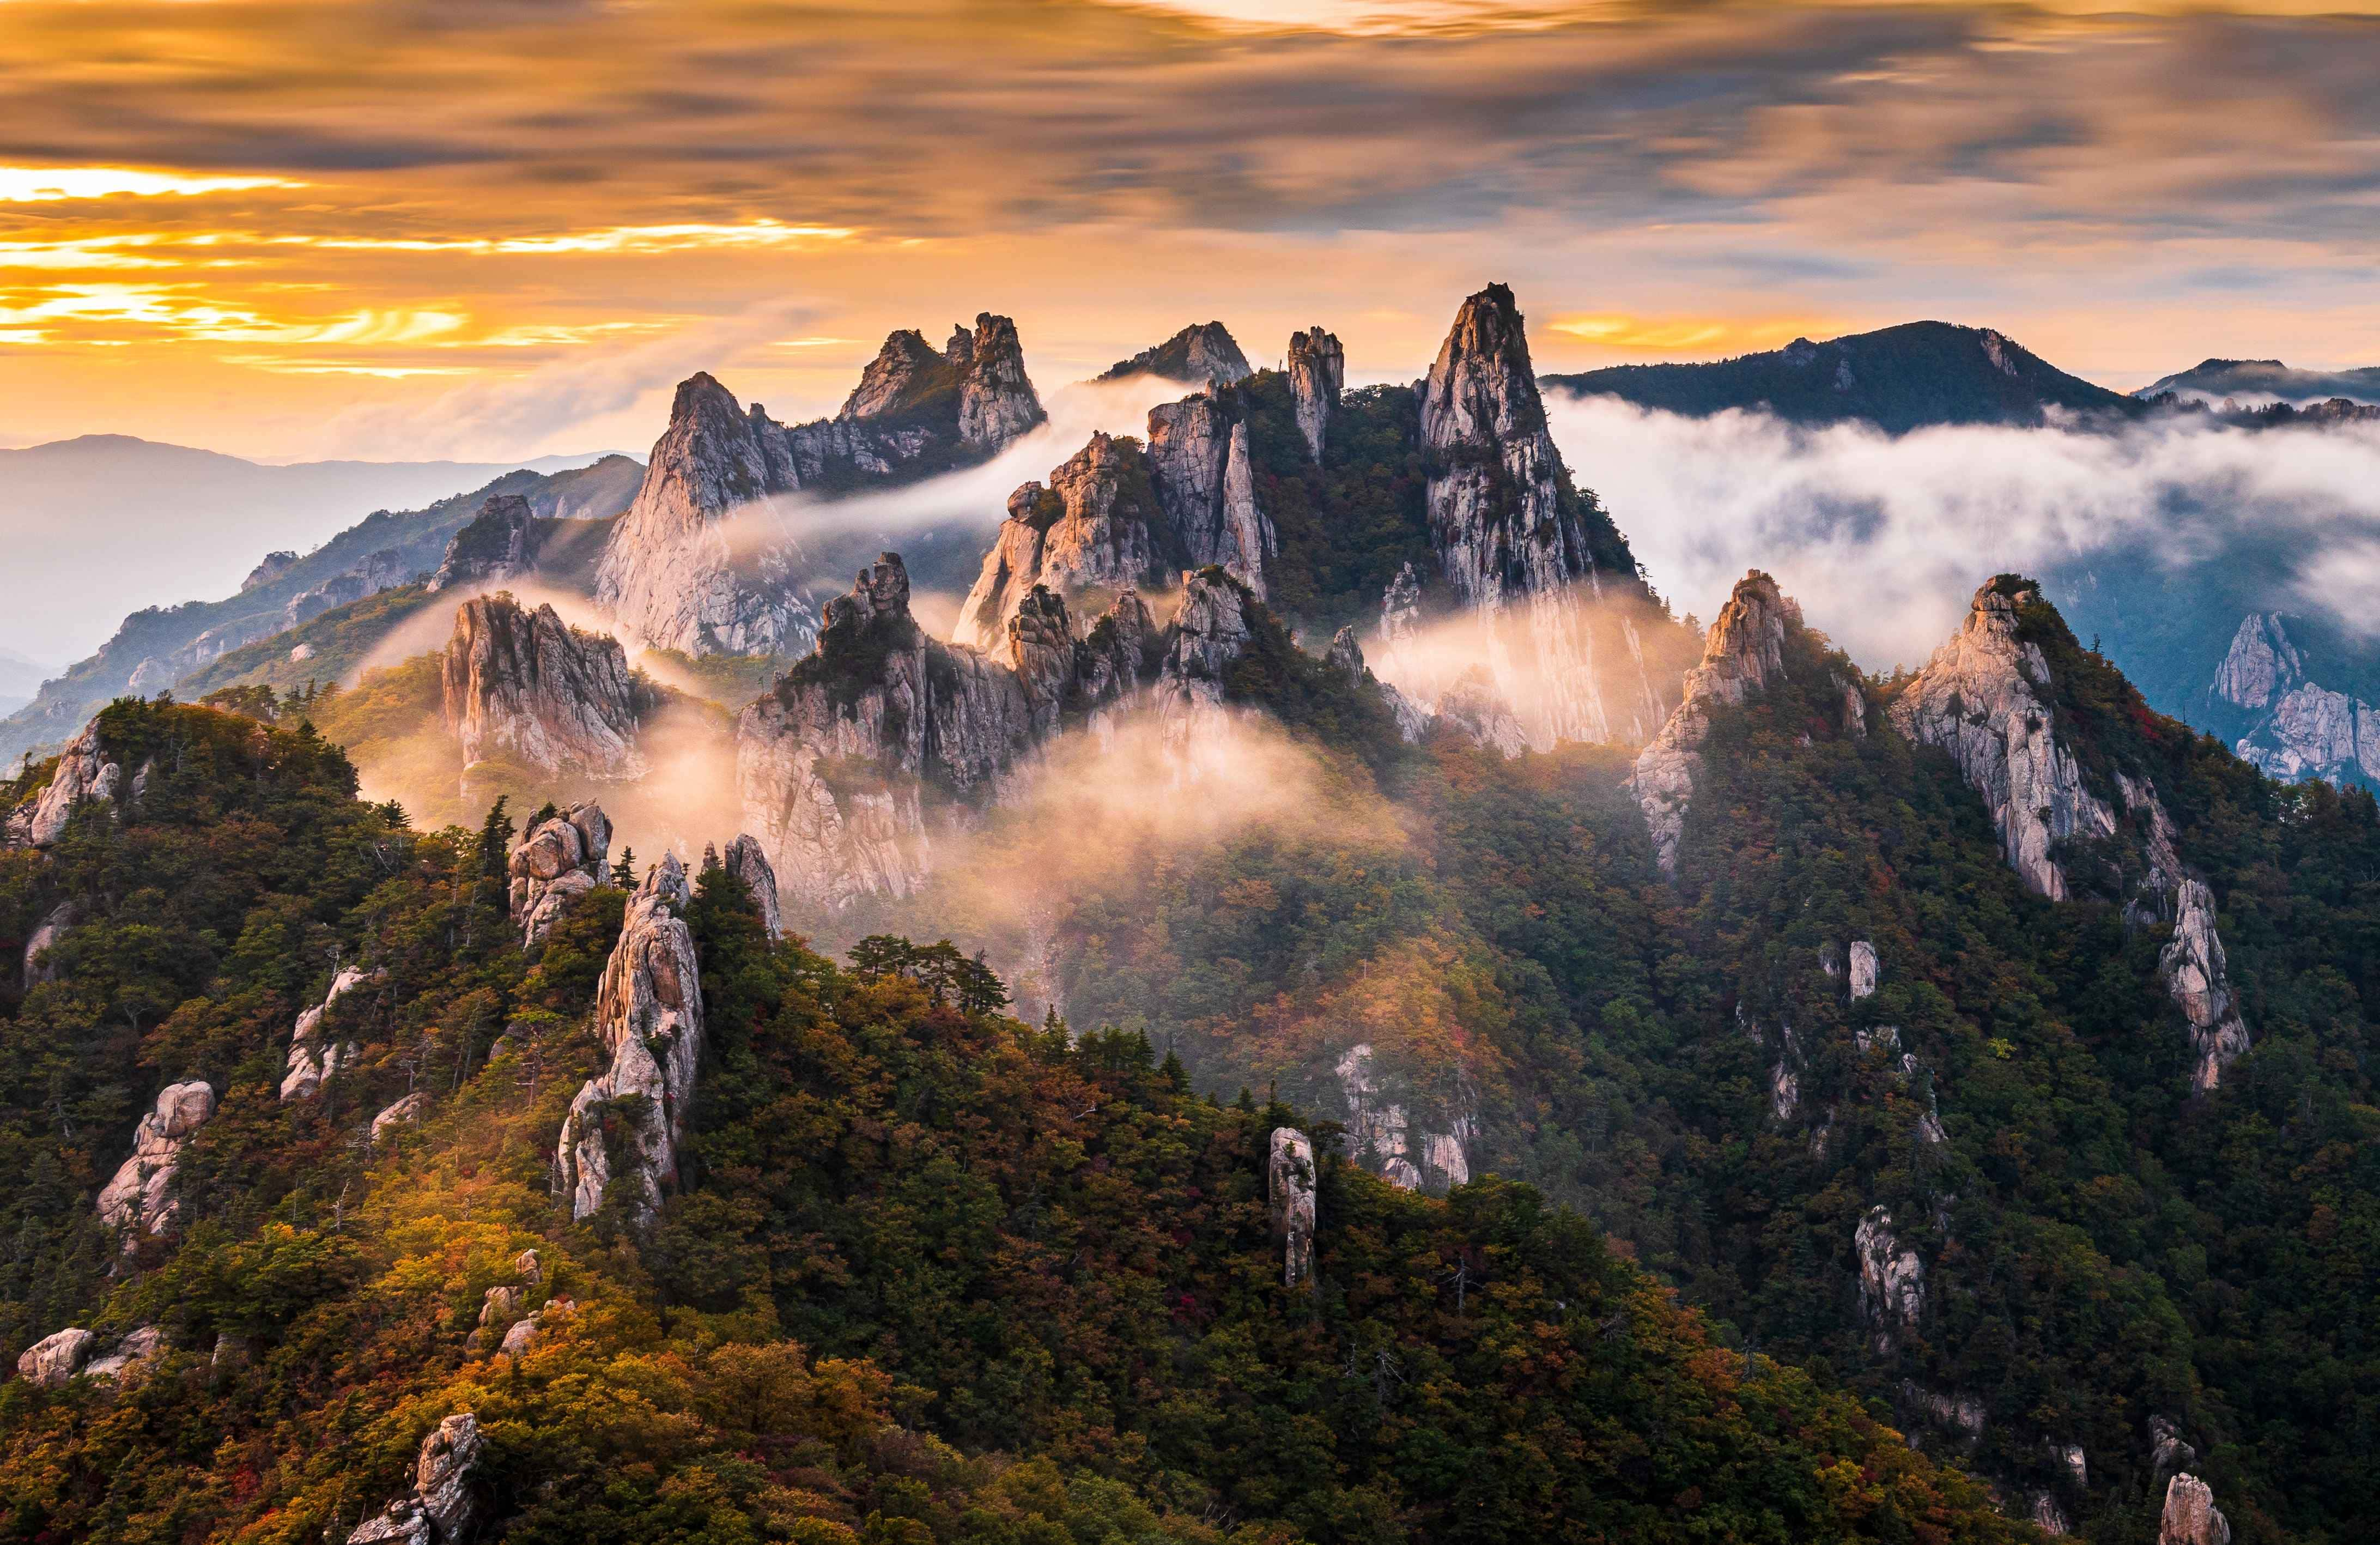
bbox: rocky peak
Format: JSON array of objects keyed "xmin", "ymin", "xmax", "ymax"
[
  {"xmin": 241, "ymin": 550, "xmax": 299, "ymax": 592},
  {"xmin": 1145, "ymin": 395, "xmax": 1273, "ymax": 596},
  {"xmin": 1629, "ymin": 572, "xmax": 1793, "ymax": 876},
  {"xmin": 1890, "ymin": 580, "xmax": 2112, "ymax": 901},
  {"xmin": 1895, "ymin": 579, "xmax": 2254, "ymax": 1089},
  {"xmin": 1287, "ymin": 326, "xmax": 1344, "ymax": 462},
  {"xmin": 348, "ymin": 1411, "xmax": 483, "ymax": 1545},
  {"xmin": 1162, "ymin": 568, "xmax": 1255, "ymax": 695},
  {"xmin": 721, "ymin": 833, "xmax": 783, "ymax": 940},
  {"xmin": 441, "ymin": 594, "xmax": 657, "ymax": 779},
  {"xmin": 427, "ymin": 493, "xmax": 544, "ymax": 594},
  {"xmin": 956, "ymin": 312, "xmax": 1045, "ymax": 450},
  {"xmin": 509, "ymin": 802, "xmax": 611, "ymax": 944},
  {"xmin": 840, "ymin": 329, "xmax": 948, "ymax": 422},
  {"xmin": 1098, "ymin": 322, "xmax": 1253, "ymax": 388},
  {"xmin": 2212, "ymin": 613, "xmax": 2301, "ymax": 711},
  {"xmin": 556, "ymin": 853, "xmax": 703, "ymax": 1227},
  {"xmin": 950, "ymin": 433, "xmax": 1171, "ymax": 650}
]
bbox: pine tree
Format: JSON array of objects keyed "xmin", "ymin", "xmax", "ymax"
[
  {"xmin": 612, "ymin": 847, "xmax": 636, "ymax": 888},
  {"xmin": 476, "ymin": 796, "xmax": 513, "ymax": 880}
]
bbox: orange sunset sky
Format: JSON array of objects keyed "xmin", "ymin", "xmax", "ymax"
[{"xmin": 3, "ymin": 0, "xmax": 2378, "ymax": 462}]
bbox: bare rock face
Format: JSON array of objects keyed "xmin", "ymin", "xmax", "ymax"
[
  {"xmin": 2158, "ymin": 1474, "xmax": 2231, "ymax": 1545},
  {"xmin": 442, "ymin": 595, "xmax": 657, "ymax": 779},
  {"xmin": 16, "ymin": 1327, "xmax": 95, "ymax": 1386},
  {"xmin": 742, "ymin": 557, "xmax": 1250, "ymax": 912},
  {"xmin": 954, "ymin": 312, "xmax": 1046, "ymax": 449},
  {"xmin": 1419, "ymin": 284, "xmax": 1621, "ymax": 746},
  {"xmin": 1268, "ymin": 1128, "xmax": 1317, "ymax": 1289},
  {"xmin": 1891, "ymin": 581, "xmax": 2116, "ymax": 901},
  {"xmin": 97, "ymin": 1080, "xmax": 215, "ymax": 1239},
  {"xmin": 1896, "ymin": 581, "xmax": 2253, "ymax": 1088},
  {"xmin": 508, "ymin": 802, "xmax": 611, "ymax": 944},
  {"xmin": 1436, "ymin": 668, "xmax": 1528, "ymax": 759},
  {"xmin": 284, "ymin": 548, "xmax": 409, "ymax": 630},
  {"xmin": 1097, "ymin": 322, "xmax": 1252, "ymax": 388},
  {"xmin": 282, "ymin": 964, "xmax": 379, "ymax": 1102},
  {"xmin": 1331, "ymin": 1042, "xmax": 1477, "ymax": 1193},
  {"xmin": 722, "ymin": 834, "xmax": 783, "ymax": 940},
  {"xmin": 13, "ymin": 719, "xmax": 121, "ymax": 849},
  {"xmin": 2212, "ymin": 613, "xmax": 2380, "ymax": 783},
  {"xmin": 428, "ymin": 494, "xmax": 544, "ymax": 594},
  {"xmin": 1327, "ymin": 627, "xmax": 1426, "ymax": 743},
  {"xmin": 242, "ymin": 550, "xmax": 299, "ymax": 592},
  {"xmin": 83, "ymin": 1324, "xmax": 165, "ymax": 1383},
  {"xmin": 1287, "ymin": 326, "xmax": 1344, "ymax": 462},
  {"xmin": 1854, "ymin": 1204, "xmax": 1925, "ymax": 1351},
  {"xmin": 2213, "ymin": 612, "xmax": 2301, "ymax": 712},
  {"xmin": 1629, "ymin": 572, "xmax": 1793, "ymax": 876},
  {"xmin": 370, "ymin": 1093, "xmax": 428, "ymax": 1149},
  {"xmin": 348, "ymin": 1412, "xmax": 483, "ymax": 1545},
  {"xmin": 951, "ymin": 434, "xmax": 1175, "ymax": 650},
  {"xmin": 555, "ymin": 855, "xmax": 703, "ymax": 1227},
  {"xmin": 1146, "ymin": 397, "xmax": 1275, "ymax": 597},
  {"xmin": 2163, "ymin": 880, "xmax": 2251, "ymax": 1091},
  {"xmin": 1849, "ymin": 940, "xmax": 1880, "ymax": 1001}
]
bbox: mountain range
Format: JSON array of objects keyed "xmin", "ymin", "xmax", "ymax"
[
  {"xmin": 2139, "ymin": 358, "xmax": 2380, "ymax": 407},
  {"xmin": 2, "ymin": 292, "xmax": 2376, "ymax": 1543}
]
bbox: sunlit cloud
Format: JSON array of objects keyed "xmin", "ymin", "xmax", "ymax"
[
  {"xmin": 296, "ymin": 221, "xmax": 858, "ymax": 257},
  {"xmin": 0, "ymin": 166, "xmax": 304, "ymax": 203},
  {"xmin": 1549, "ymin": 313, "xmax": 1845, "ymax": 354}
]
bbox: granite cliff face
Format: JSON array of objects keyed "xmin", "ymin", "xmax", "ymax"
[
  {"xmin": 1628, "ymin": 572, "xmax": 1793, "ymax": 876},
  {"xmin": 1894, "ymin": 580, "xmax": 2252, "ymax": 1088},
  {"xmin": 951, "ymin": 401, "xmax": 1276, "ymax": 649},
  {"xmin": 1267, "ymin": 1128, "xmax": 1317, "ymax": 1289},
  {"xmin": 740, "ymin": 556, "xmax": 1252, "ymax": 913},
  {"xmin": 1411, "ymin": 285, "xmax": 1666, "ymax": 747},
  {"xmin": 508, "ymin": 802, "xmax": 611, "ymax": 944},
  {"xmin": 1097, "ymin": 322, "xmax": 1252, "ymax": 387},
  {"xmin": 96, "ymin": 1080, "xmax": 215, "ymax": 1241},
  {"xmin": 555, "ymin": 855, "xmax": 703, "ymax": 1227},
  {"xmin": 427, "ymin": 493, "xmax": 544, "ymax": 593},
  {"xmin": 596, "ymin": 317, "xmax": 1043, "ymax": 657},
  {"xmin": 440, "ymin": 594, "xmax": 658, "ymax": 778},
  {"xmin": 2212, "ymin": 612, "xmax": 2379, "ymax": 785},
  {"xmin": 8, "ymin": 718, "xmax": 122, "ymax": 848},
  {"xmin": 1286, "ymin": 326, "xmax": 1344, "ymax": 462}
]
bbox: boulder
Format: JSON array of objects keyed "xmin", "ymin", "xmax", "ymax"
[
  {"xmin": 96, "ymin": 1080, "xmax": 215, "ymax": 1238},
  {"xmin": 370, "ymin": 1093, "xmax": 428, "ymax": 1148},
  {"xmin": 508, "ymin": 802, "xmax": 611, "ymax": 944},
  {"xmin": 16, "ymin": 1327, "xmax": 95, "ymax": 1386},
  {"xmin": 83, "ymin": 1325, "xmax": 165, "ymax": 1383}
]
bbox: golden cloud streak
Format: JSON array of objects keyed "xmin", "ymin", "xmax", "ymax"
[
  {"xmin": 1549, "ymin": 312, "xmax": 1842, "ymax": 354},
  {"xmin": 0, "ymin": 166, "xmax": 305, "ymax": 203}
]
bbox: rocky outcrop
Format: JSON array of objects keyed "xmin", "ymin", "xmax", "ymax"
[
  {"xmin": 2158, "ymin": 1475, "xmax": 2231, "ymax": 1545},
  {"xmin": 1849, "ymin": 940, "xmax": 1879, "ymax": 1001},
  {"xmin": 2163, "ymin": 880, "xmax": 2251, "ymax": 1092},
  {"xmin": 1419, "ymin": 284, "xmax": 1628, "ymax": 747},
  {"xmin": 427, "ymin": 494, "xmax": 544, "ymax": 593},
  {"xmin": 555, "ymin": 855, "xmax": 703, "ymax": 1227},
  {"xmin": 1897, "ymin": 581, "xmax": 2253, "ymax": 1088},
  {"xmin": 508, "ymin": 803, "xmax": 611, "ymax": 944},
  {"xmin": 742, "ymin": 556, "xmax": 1237, "ymax": 911},
  {"xmin": 1146, "ymin": 397, "xmax": 1274, "ymax": 596},
  {"xmin": 96, "ymin": 1080, "xmax": 215, "ymax": 1239},
  {"xmin": 1892, "ymin": 582, "xmax": 2116, "ymax": 901},
  {"xmin": 282, "ymin": 964, "xmax": 378, "ymax": 1101},
  {"xmin": 951, "ymin": 434, "xmax": 1177, "ymax": 649},
  {"xmin": 597, "ymin": 320, "xmax": 1040, "ymax": 659},
  {"xmin": 1436, "ymin": 668, "xmax": 1527, "ymax": 759},
  {"xmin": 22, "ymin": 899, "xmax": 72, "ymax": 989},
  {"xmin": 2214, "ymin": 614, "xmax": 2380, "ymax": 785},
  {"xmin": 1332, "ymin": 1042, "xmax": 1476, "ymax": 1193},
  {"xmin": 721, "ymin": 834, "xmax": 782, "ymax": 939},
  {"xmin": 441, "ymin": 595, "xmax": 657, "ymax": 779},
  {"xmin": 284, "ymin": 549, "xmax": 409, "ymax": 630},
  {"xmin": 242, "ymin": 550, "xmax": 299, "ymax": 592},
  {"xmin": 16, "ymin": 1327, "xmax": 95, "ymax": 1386},
  {"xmin": 1326, "ymin": 627, "xmax": 1426, "ymax": 743},
  {"xmin": 127, "ymin": 612, "xmax": 283, "ymax": 693},
  {"xmin": 1097, "ymin": 322, "xmax": 1252, "ymax": 387},
  {"xmin": 82, "ymin": 1325, "xmax": 163, "ymax": 1382},
  {"xmin": 1854, "ymin": 1205, "xmax": 1924, "ymax": 1351},
  {"xmin": 10, "ymin": 718, "xmax": 120, "ymax": 849},
  {"xmin": 371, "ymin": 1093, "xmax": 428, "ymax": 1148},
  {"xmin": 1268, "ymin": 1128, "xmax": 1317, "ymax": 1289},
  {"xmin": 348, "ymin": 1412, "xmax": 483, "ymax": 1545},
  {"xmin": 1287, "ymin": 326, "xmax": 1344, "ymax": 462},
  {"xmin": 1629, "ymin": 572, "xmax": 1793, "ymax": 876},
  {"xmin": 475, "ymin": 1248, "xmax": 543, "ymax": 1345}
]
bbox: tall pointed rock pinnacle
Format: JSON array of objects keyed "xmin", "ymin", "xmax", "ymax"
[{"xmin": 1629, "ymin": 572, "xmax": 1793, "ymax": 876}]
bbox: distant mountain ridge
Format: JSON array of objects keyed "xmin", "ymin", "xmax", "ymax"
[
  {"xmin": 2140, "ymin": 358, "xmax": 2380, "ymax": 406},
  {"xmin": 1543, "ymin": 320, "xmax": 2138, "ymax": 433}
]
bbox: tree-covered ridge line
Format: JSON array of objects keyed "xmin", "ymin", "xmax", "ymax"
[{"xmin": 0, "ymin": 696, "xmax": 2032, "ymax": 1543}]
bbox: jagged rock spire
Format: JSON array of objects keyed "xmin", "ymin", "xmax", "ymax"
[
  {"xmin": 427, "ymin": 493, "xmax": 542, "ymax": 594},
  {"xmin": 1628, "ymin": 571, "xmax": 1793, "ymax": 876},
  {"xmin": 441, "ymin": 594, "xmax": 657, "ymax": 779},
  {"xmin": 556, "ymin": 853, "xmax": 703, "ymax": 1227},
  {"xmin": 1287, "ymin": 326, "xmax": 1344, "ymax": 461},
  {"xmin": 1268, "ymin": 1128, "xmax": 1317, "ymax": 1289}
]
